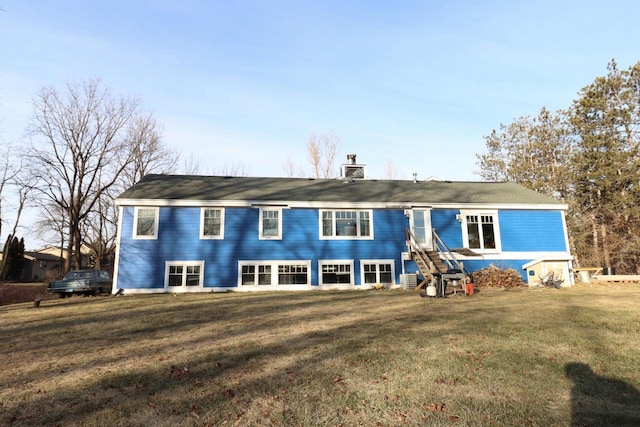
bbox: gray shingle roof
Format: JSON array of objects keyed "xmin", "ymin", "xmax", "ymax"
[{"xmin": 116, "ymin": 174, "xmax": 564, "ymax": 207}]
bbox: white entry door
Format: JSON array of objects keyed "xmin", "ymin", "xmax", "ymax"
[{"xmin": 410, "ymin": 209, "xmax": 433, "ymax": 250}]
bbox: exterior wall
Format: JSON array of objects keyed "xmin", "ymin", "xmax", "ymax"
[
  {"xmin": 116, "ymin": 206, "xmax": 408, "ymax": 291},
  {"xmin": 115, "ymin": 204, "xmax": 571, "ymax": 291},
  {"xmin": 423, "ymin": 208, "xmax": 570, "ymax": 281},
  {"xmin": 431, "ymin": 209, "xmax": 568, "ymax": 252},
  {"xmin": 498, "ymin": 210, "xmax": 566, "ymax": 252},
  {"xmin": 431, "ymin": 209, "xmax": 463, "ymax": 247}
]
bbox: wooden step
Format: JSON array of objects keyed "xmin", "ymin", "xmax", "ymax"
[{"xmin": 424, "ymin": 251, "xmax": 447, "ymax": 273}]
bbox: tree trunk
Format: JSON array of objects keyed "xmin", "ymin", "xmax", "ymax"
[
  {"xmin": 591, "ymin": 214, "xmax": 599, "ymax": 265},
  {"xmin": 601, "ymin": 223, "xmax": 610, "ymax": 268},
  {"xmin": 0, "ymin": 234, "xmax": 12, "ymax": 280}
]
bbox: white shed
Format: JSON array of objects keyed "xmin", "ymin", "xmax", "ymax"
[{"xmin": 522, "ymin": 256, "xmax": 574, "ymax": 287}]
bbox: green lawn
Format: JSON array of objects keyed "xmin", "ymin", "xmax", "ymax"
[{"xmin": 1, "ymin": 284, "xmax": 639, "ymax": 426}]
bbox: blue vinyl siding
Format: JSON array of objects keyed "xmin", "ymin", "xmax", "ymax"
[
  {"xmin": 116, "ymin": 204, "xmax": 569, "ymax": 290},
  {"xmin": 117, "ymin": 206, "xmax": 407, "ymax": 289},
  {"xmin": 431, "ymin": 209, "xmax": 567, "ymax": 252},
  {"xmin": 431, "ymin": 209, "xmax": 463, "ymax": 248},
  {"xmin": 498, "ymin": 210, "xmax": 567, "ymax": 251}
]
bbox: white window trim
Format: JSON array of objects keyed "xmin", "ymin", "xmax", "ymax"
[
  {"xmin": 361, "ymin": 259, "xmax": 396, "ymax": 286},
  {"xmin": 238, "ymin": 260, "xmax": 274, "ymax": 286},
  {"xmin": 200, "ymin": 207, "xmax": 225, "ymax": 239},
  {"xmin": 133, "ymin": 207, "xmax": 159, "ymax": 240},
  {"xmin": 259, "ymin": 207, "xmax": 282, "ymax": 240},
  {"xmin": 164, "ymin": 260, "xmax": 205, "ymax": 290},
  {"xmin": 459, "ymin": 209, "xmax": 502, "ymax": 253},
  {"xmin": 238, "ymin": 260, "xmax": 311, "ymax": 288},
  {"xmin": 318, "ymin": 209, "xmax": 374, "ymax": 240},
  {"xmin": 318, "ymin": 259, "xmax": 355, "ymax": 286}
]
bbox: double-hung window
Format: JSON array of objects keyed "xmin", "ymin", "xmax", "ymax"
[
  {"xmin": 320, "ymin": 210, "xmax": 373, "ymax": 239},
  {"xmin": 133, "ymin": 207, "xmax": 159, "ymax": 239},
  {"xmin": 165, "ymin": 261, "xmax": 204, "ymax": 289},
  {"xmin": 319, "ymin": 261, "xmax": 354, "ymax": 285},
  {"xmin": 200, "ymin": 208, "xmax": 224, "ymax": 239},
  {"xmin": 461, "ymin": 210, "xmax": 501, "ymax": 252},
  {"xmin": 241, "ymin": 265, "xmax": 272, "ymax": 286},
  {"xmin": 362, "ymin": 261, "xmax": 394, "ymax": 285},
  {"xmin": 259, "ymin": 208, "xmax": 282, "ymax": 239}
]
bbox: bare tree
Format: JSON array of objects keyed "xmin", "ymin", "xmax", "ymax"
[
  {"xmin": 181, "ymin": 153, "xmax": 204, "ymax": 175},
  {"xmin": 0, "ymin": 158, "xmax": 34, "ymax": 280},
  {"xmin": 83, "ymin": 115, "xmax": 177, "ymax": 271},
  {"xmin": 215, "ymin": 162, "xmax": 248, "ymax": 177},
  {"xmin": 33, "ymin": 201, "xmax": 67, "ymax": 277},
  {"xmin": 282, "ymin": 155, "xmax": 306, "ymax": 177},
  {"xmin": 81, "ymin": 189, "xmax": 118, "ymax": 270},
  {"xmin": 384, "ymin": 159, "xmax": 400, "ymax": 179},
  {"xmin": 27, "ymin": 78, "xmax": 156, "ymax": 271},
  {"xmin": 0, "ymin": 144, "xmax": 20, "ymax": 240},
  {"xmin": 307, "ymin": 131, "xmax": 341, "ymax": 178},
  {"xmin": 120, "ymin": 113, "xmax": 177, "ymax": 186},
  {"xmin": 284, "ymin": 131, "xmax": 342, "ymax": 178}
]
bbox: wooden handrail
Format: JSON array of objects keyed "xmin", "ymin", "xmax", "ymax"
[
  {"xmin": 405, "ymin": 228, "xmax": 433, "ymax": 279},
  {"xmin": 431, "ymin": 229, "xmax": 465, "ymax": 273}
]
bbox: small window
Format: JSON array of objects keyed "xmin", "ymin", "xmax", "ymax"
[
  {"xmin": 362, "ymin": 261, "xmax": 394, "ymax": 285},
  {"xmin": 241, "ymin": 265, "xmax": 272, "ymax": 286},
  {"xmin": 258, "ymin": 265, "xmax": 272, "ymax": 285},
  {"xmin": 259, "ymin": 208, "xmax": 282, "ymax": 239},
  {"xmin": 241, "ymin": 265, "xmax": 255, "ymax": 285},
  {"xmin": 278, "ymin": 264, "xmax": 308, "ymax": 285},
  {"xmin": 320, "ymin": 261, "xmax": 354, "ymax": 285},
  {"xmin": 165, "ymin": 261, "xmax": 204, "ymax": 289},
  {"xmin": 134, "ymin": 207, "xmax": 159, "ymax": 239},
  {"xmin": 201, "ymin": 208, "xmax": 224, "ymax": 239}
]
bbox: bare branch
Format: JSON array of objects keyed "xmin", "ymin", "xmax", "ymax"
[
  {"xmin": 27, "ymin": 78, "xmax": 167, "ymax": 271},
  {"xmin": 302, "ymin": 131, "xmax": 342, "ymax": 178}
]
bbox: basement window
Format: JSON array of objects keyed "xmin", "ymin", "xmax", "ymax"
[
  {"xmin": 319, "ymin": 261, "xmax": 354, "ymax": 285},
  {"xmin": 362, "ymin": 261, "xmax": 394, "ymax": 285},
  {"xmin": 164, "ymin": 261, "xmax": 204, "ymax": 289},
  {"xmin": 238, "ymin": 261, "xmax": 311, "ymax": 286}
]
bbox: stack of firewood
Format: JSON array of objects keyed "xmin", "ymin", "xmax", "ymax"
[{"xmin": 470, "ymin": 265, "xmax": 526, "ymax": 288}]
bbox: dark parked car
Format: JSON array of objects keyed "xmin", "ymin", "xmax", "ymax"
[{"xmin": 47, "ymin": 270, "xmax": 113, "ymax": 298}]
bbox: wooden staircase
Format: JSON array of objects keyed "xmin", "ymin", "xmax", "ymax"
[{"xmin": 406, "ymin": 229, "xmax": 467, "ymax": 291}]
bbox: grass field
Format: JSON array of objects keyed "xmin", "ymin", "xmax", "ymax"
[{"xmin": 1, "ymin": 284, "xmax": 639, "ymax": 426}]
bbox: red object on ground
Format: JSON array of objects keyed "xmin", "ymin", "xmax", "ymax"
[{"xmin": 465, "ymin": 283, "xmax": 474, "ymax": 295}]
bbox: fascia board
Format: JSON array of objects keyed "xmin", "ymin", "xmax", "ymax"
[{"xmin": 116, "ymin": 198, "xmax": 567, "ymax": 211}]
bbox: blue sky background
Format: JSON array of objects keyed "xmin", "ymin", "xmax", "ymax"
[{"xmin": 1, "ymin": 1, "xmax": 639, "ymax": 246}]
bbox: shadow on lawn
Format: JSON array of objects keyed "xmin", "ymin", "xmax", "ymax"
[
  {"xmin": 2, "ymin": 292, "xmax": 462, "ymax": 425},
  {"xmin": 566, "ymin": 362, "xmax": 640, "ymax": 426}
]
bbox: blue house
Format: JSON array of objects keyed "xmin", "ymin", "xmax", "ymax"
[{"xmin": 113, "ymin": 159, "xmax": 572, "ymax": 293}]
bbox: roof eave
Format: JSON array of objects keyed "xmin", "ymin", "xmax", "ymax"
[{"xmin": 115, "ymin": 198, "xmax": 567, "ymax": 210}]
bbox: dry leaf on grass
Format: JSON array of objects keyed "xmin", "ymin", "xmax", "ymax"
[{"xmin": 426, "ymin": 402, "xmax": 447, "ymax": 412}]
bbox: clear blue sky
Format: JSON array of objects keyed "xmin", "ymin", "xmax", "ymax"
[{"xmin": 1, "ymin": 1, "xmax": 639, "ymax": 246}]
